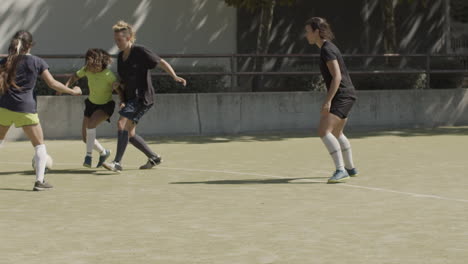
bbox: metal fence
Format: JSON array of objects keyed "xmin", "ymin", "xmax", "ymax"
[{"xmin": 2, "ymin": 53, "xmax": 468, "ymax": 90}]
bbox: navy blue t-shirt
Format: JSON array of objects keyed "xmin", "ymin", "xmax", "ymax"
[{"xmin": 0, "ymin": 55, "xmax": 49, "ymax": 113}]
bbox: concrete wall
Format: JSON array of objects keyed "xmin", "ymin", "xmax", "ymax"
[
  {"xmin": 0, "ymin": 0, "xmax": 236, "ymax": 69},
  {"xmin": 5, "ymin": 89, "xmax": 468, "ymax": 140}
]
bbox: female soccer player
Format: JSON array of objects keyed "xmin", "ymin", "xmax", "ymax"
[
  {"xmin": 103, "ymin": 21, "xmax": 187, "ymax": 172},
  {"xmin": 0, "ymin": 30, "xmax": 82, "ymax": 191},
  {"xmin": 66, "ymin": 48, "xmax": 119, "ymax": 168},
  {"xmin": 304, "ymin": 17, "xmax": 359, "ymax": 183}
]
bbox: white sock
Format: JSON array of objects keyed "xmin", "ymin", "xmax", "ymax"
[
  {"xmin": 338, "ymin": 134, "xmax": 355, "ymax": 170},
  {"xmin": 321, "ymin": 133, "xmax": 344, "ymax": 171},
  {"xmin": 86, "ymin": 128, "xmax": 96, "ymax": 156},
  {"xmin": 0, "ymin": 139, "xmax": 4, "ymax": 148},
  {"xmin": 34, "ymin": 144, "xmax": 47, "ymax": 183},
  {"xmin": 93, "ymin": 139, "xmax": 105, "ymax": 155}
]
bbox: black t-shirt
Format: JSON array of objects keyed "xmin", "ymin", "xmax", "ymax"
[
  {"xmin": 117, "ymin": 44, "xmax": 161, "ymax": 106},
  {"xmin": 0, "ymin": 55, "xmax": 49, "ymax": 113},
  {"xmin": 319, "ymin": 41, "xmax": 356, "ymax": 99}
]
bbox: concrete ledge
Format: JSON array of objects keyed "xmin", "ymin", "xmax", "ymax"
[{"xmin": 5, "ymin": 89, "xmax": 468, "ymax": 140}]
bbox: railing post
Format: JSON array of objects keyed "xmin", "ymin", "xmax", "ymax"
[
  {"xmin": 230, "ymin": 54, "xmax": 237, "ymax": 92},
  {"xmin": 426, "ymin": 53, "xmax": 431, "ymax": 89}
]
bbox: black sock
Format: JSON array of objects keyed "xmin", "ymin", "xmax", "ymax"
[
  {"xmin": 114, "ymin": 130, "xmax": 129, "ymax": 163},
  {"xmin": 129, "ymin": 134, "xmax": 156, "ymax": 158}
]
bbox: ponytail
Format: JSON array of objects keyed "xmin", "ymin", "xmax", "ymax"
[
  {"xmin": 305, "ymin": 17, "xmax": 335, "ymax": 41},
  {"xmin": 0, "ymin": 31, "xmax": 33, "ymax": 94},
  {"xmin": 16, "ymin": 40, "xmax": 22, "ymax": 55}
]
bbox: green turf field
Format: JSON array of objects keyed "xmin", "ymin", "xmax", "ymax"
[{"xmin": 1, "ymin": 127, "xmax": 467, "ymax": 264}]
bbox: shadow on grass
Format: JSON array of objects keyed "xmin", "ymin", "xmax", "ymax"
[
  {"xmin": 0, "ymin": 188, "xmax": 34, "ymax": 192},
  {"xmin": 0, "ymin": 169, "xmax": 113, "ymax": 176},
  {"xmin": 108, "ymin": 126, "xmax": 468, "ymax": 144},
  {"xmin": 11, "ymin": 126, "xmax": 468, "ymax": 145},
  {"xmin": 171, "ymin": 177, "xmax": 327, "ymax": 185},
  {"xmin": 136, "ymin": 133, "xmax": 314, "ymax": 144},
  {"xmin": 348, "ymin": 126, "xmax": 468, "ymax": 139}
]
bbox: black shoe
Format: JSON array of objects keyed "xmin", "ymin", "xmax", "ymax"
[
  {"xmin": 139, "ymin": 155, "xmax": 163, "ymax": 170},
  {"xmin": 33, "ymin": 180, "xmax": 53, "ymax": 191},
  {"xmin": 96, "ymin": 149, "xmax": 111, "ymax": 168}
]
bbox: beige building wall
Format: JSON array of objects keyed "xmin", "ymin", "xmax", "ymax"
[{"xmin": 0, "ymin": 0, "xmax": 237, "ymax": 69}]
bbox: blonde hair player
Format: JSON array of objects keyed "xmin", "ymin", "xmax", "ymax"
[{"xmin": 103, "ymin": 21, "xmax": 187, "ymax": 172}]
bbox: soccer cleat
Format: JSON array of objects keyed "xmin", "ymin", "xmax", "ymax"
[
  {"xmin": 327, "ymin": 170, "xmax": 350, "ymax": 184},
  {"xmin": 96, "ymin": 149, "xmax": 111, "ymax": 168},
  {"xmin": 346, "ymin": 168, "xmax": 359, "ymax": 177},
  {"xmin": 83, "ymin": 156, "xmax": 92, "ymax": 168},
  {"xmin": 139, "ymin": 155, "xmax": 163, "ymax": 170},
  {"xmin": 102, "ymin": 161, "xmax": 123, "ymax": 173},
  {"xmin": 33, "ymin": 180, "xmax": 53, "ymax": 191}
]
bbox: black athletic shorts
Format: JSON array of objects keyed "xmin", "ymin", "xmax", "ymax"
[
  {"xmin": 84, "ymin": 99, "xmax": 115, "ymax": 122},
  {"xmin": 330, "ymin": 96, "xmax": 356, "ymax": 119},
  {"xmin": 119, "ymin": 99, "xmax": 153, "ymax": 124}
]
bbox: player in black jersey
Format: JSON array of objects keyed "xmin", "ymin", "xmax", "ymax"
[{"xmin": 305, "ymin": 17, "xmax": 359, "ymax": 183}]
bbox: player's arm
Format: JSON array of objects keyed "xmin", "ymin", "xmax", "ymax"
[
  {"xmin": 112, "ymin": 81, "xmax": 125, "ymax": 102},
  {"xmin": 41, "ymin": 70, "xmax": 82, "ymax": 96},
  {"xmin": 113, "ymin": 81, "xmax": 126, "ymax": 108},
  {"xmin": 157, "ymin": 59, "xmax": 187, "ymax": 86},
  {"xmin": 112, "ymin": 81, "xmax": 121, "ymax": 93},
  {"xmin": 65, "ymin": 73, "xmax": 80, "ymax": 87},
  {"xmin": 322, "ymin": 60, "xmax": 342, "ymax": 113},
  {"xmin": 59, "ymin": 73, "xmax": 81, "ymax": 96}
]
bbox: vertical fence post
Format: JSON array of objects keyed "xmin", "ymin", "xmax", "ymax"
[
  {"xmin": 230, "ymin": 54, "xmax": 236, "ymax": 92},
  {"xmin": 426, "ymin": 53, "xmax": 431, "ymax": 89}
]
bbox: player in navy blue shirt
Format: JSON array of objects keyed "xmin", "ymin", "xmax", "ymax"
[{"xmin": 0, "ymin": 30, "xmax": 82, "ymax": 191}]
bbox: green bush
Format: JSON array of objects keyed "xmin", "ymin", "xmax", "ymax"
[
  {"xmin": 35, "ymin": 79, "xmax": 56, "ymax": 95},
  {"xmin": 352, "ymin": 57, "xmax": 465, "ymax": 90},
  {"xmin": 32, "ymin": 59, "xmax": 465, "ymax": 94},
  {"xmin": 351, "ymin": 72, "xmax": 426, "ymax": 90},
  {"xmin": 274, "ymin": 63, "xmax": 427, "ymax": 91},
  {"xmin": 278, "ymin": 65, "xmax": 327, "ymax": 91},
  {"xmin": 262, "ymin": 63, "xmax": 428, "ymax": 91},
  {"xmin": 429, "ymin": 57, "xmax": 465, "ymax": 89},
  {"xmin": 35, "ymin": 76, "xmax": 90, "ymax": 96},
  {"xmin": 153, "ymin": 65, "xmax": 227, "ymax": 93},
  {"xmin": 34, "ymin": 65, "xmax": 227, "ymax": 95}
]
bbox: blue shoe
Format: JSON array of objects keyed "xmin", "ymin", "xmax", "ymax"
[
  {"xmin": 97, "ymin": 149, "xmax": 111, "ymax": 168},
  {"xmin": 346, "ymin": 168, "xmax": 359, "ymax": 177},
  {"xmin": 327, "ymin": 170, "xmax": 350, "ymax": 184},
  {"xmin": 83, "ymin": 156, "xmax": 92, "ymax": 168}
]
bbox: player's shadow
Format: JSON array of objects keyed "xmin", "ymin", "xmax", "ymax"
[
  {"xmin": 38, "ymin": 169, "xmax": 110, "ymax": 175},
  {"xmin": 0, "ymin": 170, "xmax": 37, "ymax": 176},
  {"xmin": 0, "ymin": 169, "xmax": 107, "ymax": 176},
  {"xmin": 347, "ymin": 127, "xmax": 468, "ymax": 138},
  {"xmin": 171, "ymin": 177, "xmax": 327, "ymax": 185},
  {"xmin": 0, "ymin": 188, "xmax": 35, "ymax": 192},
  {"xmin": 40, "ymin": 169, "xmax": 121, "ymax": 176},
  {"xmin": 128, "ymin": 127, "xmax": 468, "ymax": 144}
]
